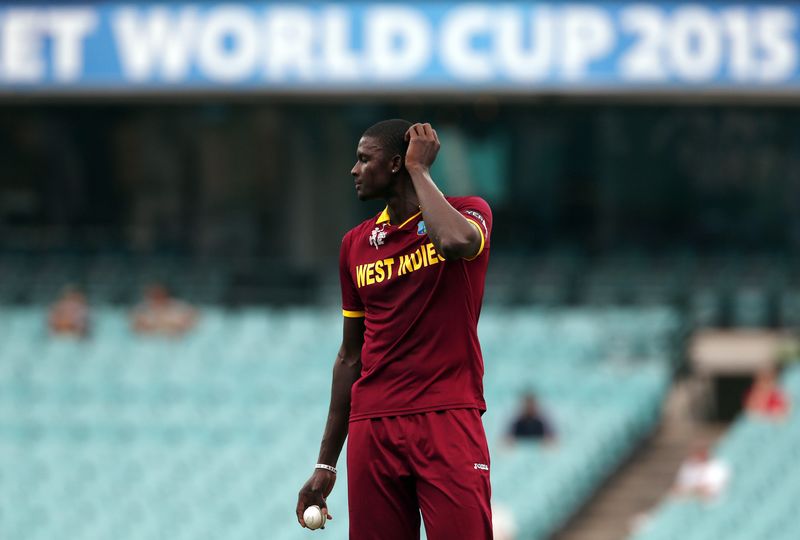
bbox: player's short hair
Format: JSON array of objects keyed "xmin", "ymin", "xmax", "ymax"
[{"xmin": 362, "ymin": 119, "xmax": 413, "ymax": 159}]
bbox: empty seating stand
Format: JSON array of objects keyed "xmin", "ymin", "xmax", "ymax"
[
  {"xmin": 630, "ymin": 365, "xmax": 800, "ymax": 540},
  {"xmin": 0, "ymin": 307, "xmax": 679, "ymax": 540}
]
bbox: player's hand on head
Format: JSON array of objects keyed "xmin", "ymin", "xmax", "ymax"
[
  {"xmin": 404, "ymin": 122, "xmax": 440, "ymax": 172},
  {"xmin": 296, "ymin": 469, "xmax": 336, "ymax": 528}
]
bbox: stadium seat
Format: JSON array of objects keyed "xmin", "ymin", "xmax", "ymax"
[
  {"xmin": 0, "ymin": 306, "xmax": 680, "ymax": 540},
  {"xmin": 630, "ymin": 364, "xmax": 800, "ymax": 540}
]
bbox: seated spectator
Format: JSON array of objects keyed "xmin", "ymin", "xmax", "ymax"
[
  {"xmin": 48, "ymin": 285, "xmax": 90, "ymax": 338},
  {"xmin": 744, "ymin": 367, "xmax": 790, "ymax": 419},
  {"xmin": 507, "ymin": 393, "xmax": 555, "ymax": 444},
  {"xmin": 131, "ymin": 284, "xmax": 197, "ymax": 336},
  {"xmin": 672, "ymin": 444, "xmax": 730, "ymax": 501}
]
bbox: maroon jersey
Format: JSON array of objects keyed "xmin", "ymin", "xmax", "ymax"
[{"xmin": 340, "ymin": 196, "xmax": 492, "ymax": 421}]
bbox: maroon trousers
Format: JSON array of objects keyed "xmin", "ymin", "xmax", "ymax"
[{"xmin": 347, "ymin": 409, "xmax": 493, "ymax": 540}]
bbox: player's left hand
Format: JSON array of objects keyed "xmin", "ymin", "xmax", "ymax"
[{"xmin": 404, "ymin": 123, "xmax": 440, "ymax": 172}]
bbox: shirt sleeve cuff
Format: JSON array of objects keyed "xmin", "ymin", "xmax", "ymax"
[
  {"xmin": 464, "ymin": 219, "xmax": 486, "ymax": 261},
  {"xmin": 342, "ymin": 309, "xmax": 366, "ymax": 318}
]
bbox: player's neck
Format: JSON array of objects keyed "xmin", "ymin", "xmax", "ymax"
[{"xmin": 384, "ymin": 183, "xmax": 420, "ymax": 226}]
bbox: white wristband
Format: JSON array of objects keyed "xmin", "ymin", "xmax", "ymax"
[{"xmin": 315, "ymin": 463, "xmax": 337, "ymax": 475}]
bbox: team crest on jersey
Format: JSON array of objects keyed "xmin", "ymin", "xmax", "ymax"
[
  {"xmin": 417, "ymin": 221, "xmax": 427, "ymax": 235},
  {"xmin": 369, "ymin": 226, "xmax": 387, "ymax": 250}
]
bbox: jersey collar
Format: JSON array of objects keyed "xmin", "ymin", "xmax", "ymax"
[
  {"xmin": 376, "ymin": 206, "xmax": 422, "ymax": 228},
  {"xmin": 376, "ymin": 207, "xmax": 391, "ymax": 225}
]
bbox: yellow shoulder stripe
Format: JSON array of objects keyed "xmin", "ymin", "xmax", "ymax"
[
  {"xmin": 342, "ymin": 309, "xmax": 366, "ymax": 318},
  {"xmin": 464, "ymin": 219, "xmax": 486, "ymax": 261}
]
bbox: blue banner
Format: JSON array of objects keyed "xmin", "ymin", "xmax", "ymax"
[{"xmin": 1, "ymin": 2, "xmax": 799, "ymax": 93}]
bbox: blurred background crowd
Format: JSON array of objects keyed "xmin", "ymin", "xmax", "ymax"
[{"xmin": 3, "ymin": 2, "xmax": 800, "ymax": 540}]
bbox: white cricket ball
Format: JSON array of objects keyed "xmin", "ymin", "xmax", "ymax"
[{"xmin": 303, "ymin": 505, "xmax": 326, "ymax": 530}]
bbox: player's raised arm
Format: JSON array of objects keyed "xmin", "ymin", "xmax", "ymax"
[
  {"xmin": 404, "ymin": 122, "xmax": 482, "ymax": 260},
  {"xmin": 295, "ymin": 315, "xmax": 364, "ymax": 528}
]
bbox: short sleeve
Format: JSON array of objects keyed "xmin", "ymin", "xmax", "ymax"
[
  {"xmin": 340, "ymin": 232, "xmax": 365, "ymax": 318},
  {"xmin": 457, "ymin": 197, "xmax": 492, "ymax": 260}
]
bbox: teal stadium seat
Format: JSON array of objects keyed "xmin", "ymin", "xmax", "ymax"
[
  {"xmin": 731, "ymin": 287, "xmax": 770, "ymax": 328},
  {"xmin": 630, "ymin": 364, "xmax": 800, "ymax": 540},
  {"xmin": 0, "ymin": 307, "xmax": 680, "ymax": 540}
]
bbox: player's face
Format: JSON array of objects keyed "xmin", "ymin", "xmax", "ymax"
[{"xmin": 351, "ymin": 136, "xmax": 395, "ymax": 201}]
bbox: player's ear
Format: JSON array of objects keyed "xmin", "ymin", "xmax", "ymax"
[{"xmin": 390, "ymin": 154, "xmax": 402, "ymax": 174}]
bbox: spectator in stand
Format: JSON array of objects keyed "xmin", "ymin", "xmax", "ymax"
[
  {"xmin": 48, "ymin": 285, "xmax": 90, "ymax": 338},
  {"xmin": 506, "ymin": 393, "xmax": 556, "ymax": 444},
  {"xmin": 744, "ymin": 367, "xmax": 790, "ymax": 420},
  {"xmin": 672, "ymin": 444, "xmax": 730, "ymax": 501},
  {"xmin": 131, "ymin": 283, "xmax": 198, "ymax": 336}
]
